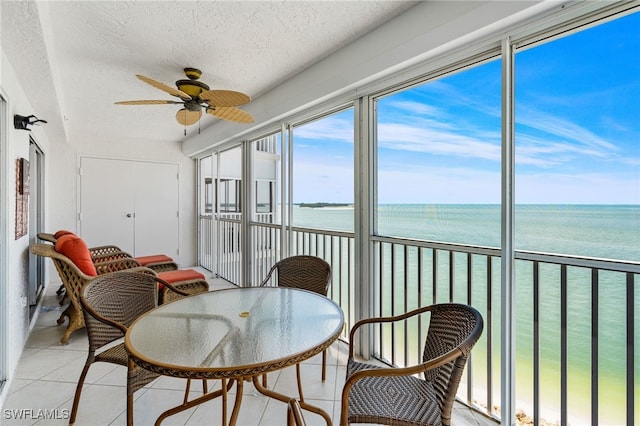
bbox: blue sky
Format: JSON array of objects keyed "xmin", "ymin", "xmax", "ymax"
[{"xmin": 293, "ymin": 12, "xmax": 639, "ymax": 205}]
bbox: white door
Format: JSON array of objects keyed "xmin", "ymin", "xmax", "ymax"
[
  {"xmin": 80, "ymin": 157, "xmax": 179, "ymax": 261},
  {"xmin": 134, "ymin": 161, "xmax": 179, "ymax": 258},
  {"xmin": 80, "ymin": 157, "xmax": 135, "ymax": 253}
]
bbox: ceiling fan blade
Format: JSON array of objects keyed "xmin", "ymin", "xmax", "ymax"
[
  {"xmin": 136, "ymin": 74, "xmax": 192, "ymax": 100},
  {"xmin": 207, "ymin": 107, "xmax": 254, "ymax": 124},
  {"xmin": 176, "ymin": 108, "xmax": 202, "ymax": 126},
  {"xmin": 115, "ymin": 100, "xmax": 183, "ymax": 105},
  {"xmin": 200, "ymin": 90, "xmax": 250, "ymax": 107}
]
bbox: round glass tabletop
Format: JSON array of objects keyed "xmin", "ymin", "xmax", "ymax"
[{"xmin": 125, "ymin": 287, "xmax": 344, "ymax": 377}]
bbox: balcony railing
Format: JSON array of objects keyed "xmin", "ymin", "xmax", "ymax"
[{"xmin": 201, "ymin": 216, "xmax": 639, "ymax": 425}]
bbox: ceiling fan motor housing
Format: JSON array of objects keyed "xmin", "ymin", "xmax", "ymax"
[{"xmin": 183, "ymin": 67, "xmax": 202, "ymax": 80}]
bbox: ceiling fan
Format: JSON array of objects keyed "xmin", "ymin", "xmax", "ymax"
[{"xmin": 115, "ymin": 67, "xmax": 254, "ymax": 127}]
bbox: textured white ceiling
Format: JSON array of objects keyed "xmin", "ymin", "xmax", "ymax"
[{"xmin": 1, "ymin": 1, "xmax": 416, "ymax": 145}]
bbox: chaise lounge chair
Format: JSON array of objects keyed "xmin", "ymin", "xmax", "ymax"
[{"xmin": 31, "ymin": 235, "xmax": 209, "ymax": 344}]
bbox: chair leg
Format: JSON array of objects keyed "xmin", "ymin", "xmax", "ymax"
[
  {"xmin": 295, "ymin": 363, "xmax": 305, "ymax": 402},
  {"xmin": 183, "ymin": 378, "xmax": 192, "ymax": 404},
  {"xmin": 321, "ymin": 349, "xmax": 327, "ymax": 382},
  {"xmin": 60, "ymin": 305, "xmax": 84, "ymax": 345},
  {"xmin": 69, "ymin": 360, "xmax": 92, "ymax": 425},
  {"xmin": 126, "ymin": 361, "xmax": 136, "ymax": 426},
  {"xmin": 126, "ymin": 393, "xmax": 134, "ymax": 426}
]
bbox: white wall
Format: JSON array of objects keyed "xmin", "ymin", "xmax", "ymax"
[{"xmin": 0, "ymin": 50, "xmax": 53, "ymax": 407}]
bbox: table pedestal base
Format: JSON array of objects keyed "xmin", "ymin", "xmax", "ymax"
[{"xmin": 154, "ymin": 379, "xmax": 233, "ymax": 426}]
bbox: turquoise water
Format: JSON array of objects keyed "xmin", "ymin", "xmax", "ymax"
[
  {"xmin": 294, "ymin": 204, "xmax": 640, "ymax": 261},
  {"xmin": 292, "ymin": 204, "xmax": 640, "ymax": 425}
]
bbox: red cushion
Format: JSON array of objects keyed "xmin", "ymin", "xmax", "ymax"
[
  {"xmin": 135, "ymin": 254, "xmax": 173, "ymax": 266},
  {"xmin": 54, "ymin": 229, "xmax": 76, "ymax": 239},
  {"xmin": 158, "ymin": 269, "xmax": 205, "ymax": 283},
  {"xmin": 55, "ymin": 235, "xmax": 97, "ymax": 276}
]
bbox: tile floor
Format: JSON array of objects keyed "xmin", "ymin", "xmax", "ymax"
[{"xmin": 2, "ymin": 275, "xmax": 497, "ymax": 426}]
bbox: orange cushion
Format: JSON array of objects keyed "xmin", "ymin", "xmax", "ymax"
[
  {"xmin": 54, "ymin": 229, "xmax": 76, "ymax": 239},
  {"xmin": 135, "ymin": 254, "xmax": 173, "ymax": 266},
  {"xmin": 55, "ymin": 234, "xmax": 97, "ymax": 276},
  {"xmin": 158, "ymin": 269, "xmax": 205, "ymax": 283}
]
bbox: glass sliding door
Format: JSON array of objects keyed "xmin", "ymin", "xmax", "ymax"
[
  {"xmin": 0, "ymin": 93, "xmax": 7, "ymax": 392},
  {"xmin": 28, "ymin": 139, "xmax": 45, "ymax": 317}
]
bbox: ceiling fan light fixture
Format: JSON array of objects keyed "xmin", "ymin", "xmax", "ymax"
[{"xmin": 175, "ymin": 79, "xmax": 210, "ymax": 97}]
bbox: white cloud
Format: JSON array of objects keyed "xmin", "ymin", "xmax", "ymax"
[
  {"xmin": 378, "ymin": 123, "xmax": 501, "ymax": 161},
  {"xmin": 294, "ymin": 115, "xmax": 353, "ymax": 143}
]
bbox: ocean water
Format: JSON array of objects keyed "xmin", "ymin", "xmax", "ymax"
[
  {"xmin": 292, "ymin": 204, "xmax": 640, "ymax": 425},
  {"xmin": 294, "ymin": 204, "xmax": 640, "ymax": 261}
]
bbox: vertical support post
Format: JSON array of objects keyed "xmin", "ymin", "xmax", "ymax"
[
  {"xmin": 354, "ymin": 97, "xmax": 374, "ymax": 359},
  {"xmin": 241, "ymin": 140, "xmax": 252, "ymax": 287},
  {"xmin": 215, "ymin": 152, "xmax": 221, "ymax": 279},
  {"xmin": 280, "ymin": 123, "xmax": 288, "ymax": 259},
  {"xmin": 287, "ymin": 124, "xmax": 294, "ymax": 257},
  {"xmin": 626, "ymin": 272, "xmax": 634, "ymax": 426},
  {"xmin": 501, "ymin": 36, "xmax": 516, "ymax": 426}
]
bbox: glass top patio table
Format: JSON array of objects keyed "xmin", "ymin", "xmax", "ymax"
[{"xmin": 125, "ymin": 286, "xmax": 344, "ymax": 425}]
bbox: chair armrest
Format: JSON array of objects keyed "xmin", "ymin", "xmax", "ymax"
[
  {"xmin": 348, "ymin": 304, "xmax": 434, "ymax": 358},
  {"xmin": 258, "ymin": 265, "xmax": 277, "ymax": 287},
  {"xmin": 37, "ymin": 232, "xmax": 57, "ymax": 243}
]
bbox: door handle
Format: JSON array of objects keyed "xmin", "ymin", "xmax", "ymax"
[{"xmin": 126, "ymin": 213, "xmax": 132, "ymax": 218}]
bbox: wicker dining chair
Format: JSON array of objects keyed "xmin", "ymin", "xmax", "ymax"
[
  {"xmin": 70, "ymin": 271, "xmax": 198, "ymax": 426},
  {"xmin": 340, "ymin": 303, "xmax": 484, "ymax": 426},
  {"xmin": 259, "ymin": 255, "xmax": 332, "ymax": 386}
]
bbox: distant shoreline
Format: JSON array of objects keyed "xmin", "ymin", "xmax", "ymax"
[{"xmin": 298, "ymin": 202, "xmax": 353, "ymax": 208}]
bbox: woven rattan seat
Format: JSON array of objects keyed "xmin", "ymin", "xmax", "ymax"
[
  {"xmin": 340, "ymin": 303, "xmax": 483, "ymax": 426},
  {"xmin": 70, "ymin": 271, "xmax": 195, "ymax": 426},
  {"xmin": 260, "ymin": 255, "xmax": 332, "ymax": 389}
]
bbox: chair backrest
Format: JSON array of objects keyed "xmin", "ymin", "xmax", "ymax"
[
  {"xmin": 261, "ymin": 255, "xmax": 331, "ymax": 295},
  {"xmin": 30, "ymin": 243, "xmax": 94, "ymax": 312},
  {"xmin": 80, "ymin": 271, "xmax": 158, "ymax": 352},
  {"xmin": 422, "ymin": 303, "xmax": 483, "ymax": 422}
]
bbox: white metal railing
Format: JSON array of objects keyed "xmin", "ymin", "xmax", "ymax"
[{"xmin": 200, "ymin": 217, "xmax": 639, "ymax": 425}]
